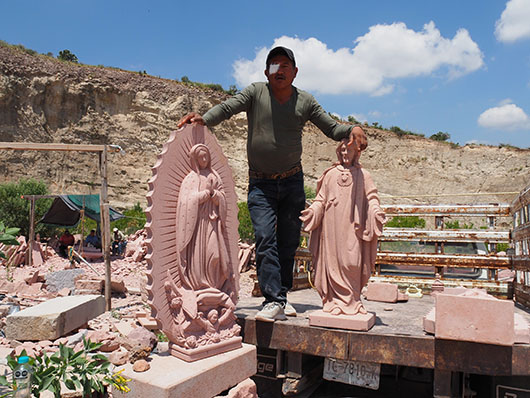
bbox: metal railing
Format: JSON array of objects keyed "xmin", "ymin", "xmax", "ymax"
[{"xmin": 512, "ymin": 183, "xmax": 530, "ymax": 307}]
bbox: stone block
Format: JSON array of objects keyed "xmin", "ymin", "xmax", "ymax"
[
  {"xmin": 75, "ymin": 279, "xmax": 103, "ymax": 294},
  {"xmin": 5, "ymin": 295, "xmax": 105, "ymax": 341},
  {"xmin": 365, "ymin": 282, "xmax": 398, "ymax": 303},
  {"xmin": 435, "ymin": 293, "xmax": 514, "ymax": 346},
  {"xmin": 113, "ymin": 344, "xmax": 256, "ymax": 398},
  {"xmin": 423, "ymin": 308, "xmax": 435, "ymax": 334},
  {"xmin": 114, "ymin": 320, "xmax": 137, "ymax": 337},
  {"xmin": 45, "ymin": 269, "xmax": 85, "ymax": 293},
  {"xmin": 137, "ymin": 316, "xmax": 159, "ymax": 330},
  {"xmin": 215, "ymin": 378, "xmax": 257, "ymax": 398},
  {"xmin": 309, "ymin": 310, "xmax": 375, "ymax": 331}
]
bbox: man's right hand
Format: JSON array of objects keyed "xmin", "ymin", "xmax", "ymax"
[{"xmin": 177, "ymin": 112, "xmax": 206, "ymax": 128}]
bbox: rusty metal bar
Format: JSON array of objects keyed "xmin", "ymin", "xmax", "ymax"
[
  {"xmin": 513, "ymin": 257, "xmax": 530, "ymax": 270},
  {"xmin": 511, "ymin": 184, "xmax": 530, "ymax": 213},
  {"xmin": 376, "ymin": 252, "xmax": 510, "ymax": 268},
  {"xmin": 380, "ymin": 228, "xmax": 510, "ymax": 243},
  {"xmin": 512, "ymin": 223, "xmax": 530, "ymax": 241},
  {"xmin": 382, "ymin": 204, "xmax": 510, "ymax": 216},
  {"xmin": 514, "ymin": 283, "xmax": 530, "ymax": 309}
]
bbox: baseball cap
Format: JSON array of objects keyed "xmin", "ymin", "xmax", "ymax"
[{"xmin": 266, "ymin": 46, "xmax": 296, "ymax": 67}]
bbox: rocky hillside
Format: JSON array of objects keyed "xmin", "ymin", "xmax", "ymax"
[{"xmin": 1, "ymin": 44, "xmax": 528, "ymax": 213}]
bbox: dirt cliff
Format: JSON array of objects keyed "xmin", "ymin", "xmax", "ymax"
[{"xmin": 1, "ymin": 44, "xmax": 528, "ymax": 210}]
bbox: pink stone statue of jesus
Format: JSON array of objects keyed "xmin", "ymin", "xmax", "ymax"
[{"xmin": 300, "ymin": 126, "xmax": 385, "ymax": 318}]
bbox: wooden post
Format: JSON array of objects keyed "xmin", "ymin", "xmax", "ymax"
[
  {"xmin": 28, "ymin": 196, "xmax": 36, "ymax": 267},
  {"xmin": 99, "ymin": 145, "xmax": 112, "ymax": 311}
]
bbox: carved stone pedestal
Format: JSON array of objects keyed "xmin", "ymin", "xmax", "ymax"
[{"xmin": 309, "ymin": 310, "xmax": 375, "ymax": 331}]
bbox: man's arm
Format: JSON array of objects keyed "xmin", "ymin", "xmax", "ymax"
[
  {"xmin": 308, "ymin": 97, "xmax": 352, "ymax": 141},
  {"xmin": 177, "ymin": 84, "xmax": 255, "ymax": 129}
]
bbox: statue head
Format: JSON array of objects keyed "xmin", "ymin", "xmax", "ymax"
[
  {"xmin": 190, "ymin": 144, "xmax": 211, "ymax": 172},
  {"xmin": 336, "ymin": 125, "xmax": 367, "ymax": 167},
  {"xmin": 207, "ymin": 309, "xmax": 219, "ymax": 324}
]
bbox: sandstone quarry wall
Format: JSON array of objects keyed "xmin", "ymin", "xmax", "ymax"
[{"xmin": 1, "ymin": 45, "xmax": 528, "ymax": 214}]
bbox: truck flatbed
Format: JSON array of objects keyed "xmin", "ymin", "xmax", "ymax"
[{"xmin": 236, "ymin": 289, "xmax": 530, "ymax": 386}]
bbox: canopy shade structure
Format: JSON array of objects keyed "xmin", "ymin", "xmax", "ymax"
[{"xmin": 39, "ymin": 195, "xmax": 124, "ymax": 227}]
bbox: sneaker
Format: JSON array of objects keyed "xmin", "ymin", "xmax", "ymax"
[
  {"xmin": 284, "ymin": 302, "xmax": 297, "ymax": 317},
  {"xmin": 255, "ymin": 302, "xmax": 287, "ymax": 322}
]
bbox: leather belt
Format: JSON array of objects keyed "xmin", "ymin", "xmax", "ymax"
[{"xmin": 249, "ymin": 164, "xmax": 302, "ymax": 180}]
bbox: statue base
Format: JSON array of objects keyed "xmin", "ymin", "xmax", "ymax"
[
  {"xmin": 309, "ymin": 310, "xmax": 375, "ymax": 331},
  {"xmin": 169, "ymin": 336, "xmax": 243, "ymax": 362}
]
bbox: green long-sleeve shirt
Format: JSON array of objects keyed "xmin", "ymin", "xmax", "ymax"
[{"xmin": 202, "ymin": 82, "xmax": 352, "ymax": 175}]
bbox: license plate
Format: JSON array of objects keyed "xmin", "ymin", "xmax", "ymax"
[{"xmin": 323, "ymin": 358, "xmax": 380, "ymax": 390}]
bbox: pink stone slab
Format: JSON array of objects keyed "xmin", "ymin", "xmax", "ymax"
[
  {"xmin": 435, "ymin": 293, "xmax": 514, "ymax": 346},
  {"xmin": 365, "ymin": 282, "xmax": 398, "ymax": 303},
  {"xmin": 309, "ymin": 310, "xmax": 375, "ymax": 331},
  {"xmin": 514, "ymin": 313, "xmax": 530, "ymax": 344},
  {"xmin": 113, "ymin": 343, "xmax": 256, "ymax": 398},
  {"xmin": 423, "ymin": 308, "xmax": 435, "ymax": 334},
  {"xmin": 397, "ymin": 292, "xmax": 409, "ymax": 302},
  {"xmin": 170, "ymin": 336, "xmax": 243, "ymax": 362}
]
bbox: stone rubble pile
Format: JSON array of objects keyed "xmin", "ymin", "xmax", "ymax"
[{"xmin": 0, "ymin": 229, "xmax": 255, "ymax": 375}]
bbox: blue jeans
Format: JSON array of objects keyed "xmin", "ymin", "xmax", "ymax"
[{"xmin": 248, "ymin": 171, "xmax": 305, "ymax": 305}]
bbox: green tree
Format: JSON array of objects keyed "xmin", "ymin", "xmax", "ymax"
[
  {"xmin": 181, "ymin": 75, "xmax": 191, "ymax": 83},
  {"xmin": 237, "ymin": 202, "xmax": 254, "ymax": 243},
  {"xmin": 430, "ymin": 131, "xmax": 450, "ymax": 142},
  {"xmin": 57, "ymin": 49, "xmax": 78, "ymax": 63},
  {"xmin": 0, "ymin": 179, "xmax": 53, "ymax": 238},
  {"xmin": 111, "ymin": 202, "xmax": 146, "ymax": 235}
]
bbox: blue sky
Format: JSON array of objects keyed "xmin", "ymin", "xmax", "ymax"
[{"xmin": 2, "ymin": 0, "xmax": 530, "ymax": 148}]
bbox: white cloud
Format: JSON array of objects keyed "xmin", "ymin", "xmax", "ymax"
[
  {"xmin": 495, "ymin": 0, "xmax": 530, "ymax": 43},
  {"xmin": 233, "ymin": 22, "xmax": 484, "ymax": 96},
  {"xmin": 478, "ymin": 103, "xmax": 530, "ymax": 130}
]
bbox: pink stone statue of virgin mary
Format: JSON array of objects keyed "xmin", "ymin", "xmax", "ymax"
[
  {"xmin": 301, "ymin": 126, "xmax": 385, "ymax": 321},
  {"xmin": 176, "ymin": 143, "xmax": 231, "ymax": 292}
]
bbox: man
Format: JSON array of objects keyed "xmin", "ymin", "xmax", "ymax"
[
  {"xmin": 84, "ymin": 229, "xmax": 101, "ymax": 249},
  {"xmin": 111, "ymin": 227, "xmax": 127, "ymax": 256},
  {"xmin": 178, "ymin": 46, "xmax": 364, "ymax": 321},
  {"xmin": 58, "ymin": 229, "xmax": 75, "ymax": 258}
]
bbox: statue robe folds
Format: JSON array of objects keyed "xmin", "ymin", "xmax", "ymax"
[
  {"xmin": 176, "ymin": 168, "xmax": 230, "ymax": 293},
  {"xmin": 307, "ymin": 164, "xmax": 384, "ymax": 315}
]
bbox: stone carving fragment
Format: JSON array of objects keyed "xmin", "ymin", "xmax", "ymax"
[{"xmin": 146, "ymin": 124, "xmax": 241, "ymax": 361}]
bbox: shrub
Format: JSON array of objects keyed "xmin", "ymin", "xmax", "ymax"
[
  {"xmin": 0, "ymin": 222, "xmax": 20, "ymax": 260},
  {"xmin": 347, "ymin": 115, "xmax": 360, "ymax": 124},
  {"xmin": 304, "ymin": 185, "xmax": 316, "ymax": 200},
  {"xmin": 430, "ymin": 131, "xmax": 450, "ymax": 142},
  {"xmin": 386, "ymin": 216, "xmax": 426, "ymax": 228},
  {"xmin": 110, "ymin": 202, "xmax": 146, "ymax": 235},
  {"xmin": 57, "ymin": 49, "xmax": 78, "ymax": 63},
  {"xmin": 0, "ymin": 339, "xmax": 129, "ymax": 397},
  {"xmin": 445, "ymin": 220, "xmax": 473, "ymax": 229},
  {"xmin": 238, "ymin": 202, "xmax": 254, "ymax": 243}
]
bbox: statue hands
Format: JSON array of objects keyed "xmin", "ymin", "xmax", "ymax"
[{"xmin": 300, "ymin": 208, "xmax": 316, "ymax": 231}]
